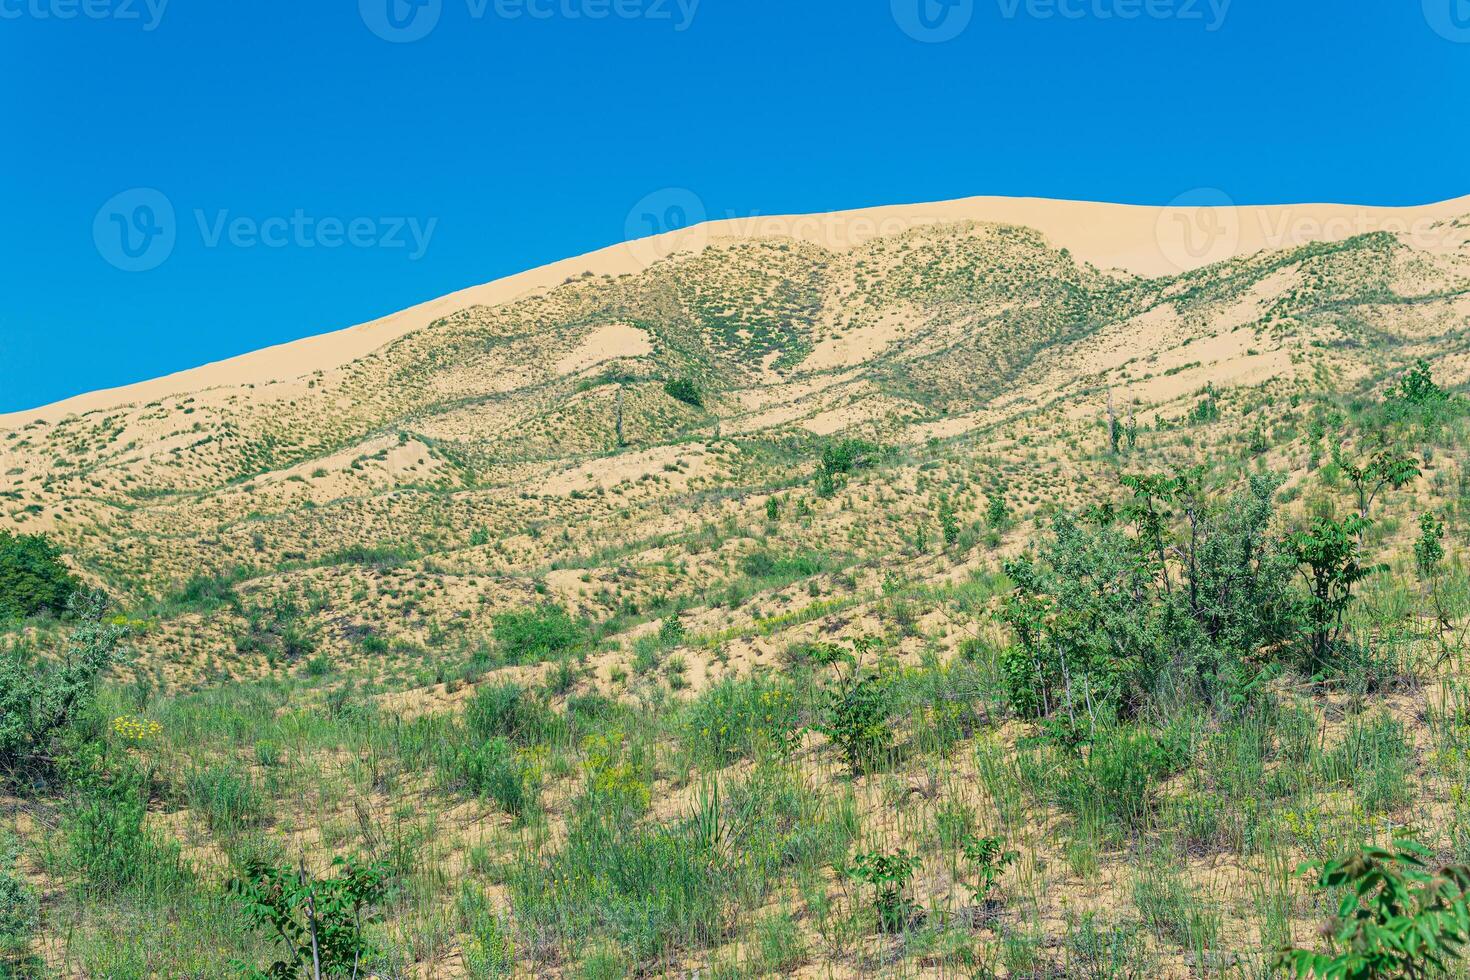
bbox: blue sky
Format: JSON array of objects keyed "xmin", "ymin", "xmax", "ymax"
[{"xmin": 1, "ymin": 0, "xmax": 1466, "ymax": 413}]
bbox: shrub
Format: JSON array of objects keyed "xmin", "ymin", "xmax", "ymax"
[
  {"xmin": 997, "ymin": 473, "xmax": 1298, "ymax": 721},
  {"xmin": 663, "ymin": 377, "xmax": 704, "ymax": 407},
  {"xmin": 845, "ymin": 849, "xmax": 920, "ymax": 933},
  {"xmin": 1286, "ymin": 515, "xmax": 1381, "ymax": 670},
  {"xmin": 959, "ymin": 834, "xmax": 1017, "ymax": 905},
  {"xmin": 464, "ymin": 683, "xmax": 560, "ymax": 745},
  {"xmin": 0, "ymin": 593, "xmax": 128, "ymax": 776},
  {"xmin": 0, "ymin": 530, "xmax": 78, "ymax": 621},
  {"xmin": 228, "ymin": 857, "xmax": 388, "ymax": 979},
  {"xmin": 492, "ymin": 604, "xmax": 584, "ymax": 664},
  {"xmin": 814, "ymin": 439, "xmax": 879, "ymax": 497},
  {"xmin": 812, "ymin": 639, "xmax": 893, "ymax": 775}
]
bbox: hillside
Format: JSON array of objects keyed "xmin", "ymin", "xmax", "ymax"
[{"xmin": 5, "ymin": 194, "xmax": 1470, "ymax": 978}]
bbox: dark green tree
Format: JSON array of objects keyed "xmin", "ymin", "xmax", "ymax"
[{"xmin": 0, "ymin": 530, "xmax": 79, "ymax": 621}]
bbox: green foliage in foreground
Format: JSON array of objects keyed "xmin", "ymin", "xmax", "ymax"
[
  {"xmin": 1277, "ymin": 838, "xmax": 1470, "ymax": 980},
  {"xmin": 228, "ymin": 857, "xmax": 388, "ymax": 979},
  {"xmin": 0, "ymin": 530, "xmax": 78, "ymax": 621},
  {"xmin": 0, "ymin": 832, "xmax": 38, "ymax": 958}
]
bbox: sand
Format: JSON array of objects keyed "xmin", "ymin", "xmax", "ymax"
[{"xmin": 5, "ymin": 193, "xmax": 1467, "ymax": 429}]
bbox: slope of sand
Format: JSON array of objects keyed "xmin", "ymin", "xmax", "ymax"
[{"xmin": 5, "ymin": 193, "xmax": 1467, "ymax": 429}]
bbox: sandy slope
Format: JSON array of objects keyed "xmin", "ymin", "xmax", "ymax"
[{"xmin": 5, "ymin": 193, "xmax": 1466, "ymax": 429}]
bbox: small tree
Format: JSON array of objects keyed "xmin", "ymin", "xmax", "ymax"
[
  {"xmin": 1335, "ymin": 448, "xmax": 1420, "ymax": 528},
  {"xmin": 986, "ymin": 492, "xmax": 1009, "ymax": 530},
  {"xmin": 845, "ymin": 849, "xmax": 920, "ymax": 933},
  {"xmin": 959, "ymin": 833, "xmax": 1017, "ymax": 906},
  {"xmin": 1286, "ymin": 515, "xmax": 1382, "ymax": 669},
  {"xmin": 229, "ymin": 857, "xmax": 388, "ymax": 979},
  {"xmin": 1387, "ymin": 359, "xmax": 1444, "ymax": 408},
  {"xmin": 1276, "ymin": 838, "xmax": 1470, "ymax": 980},
  {"xmin": 1414, "ymin": 513, "xmax": 1446, "ymax": 582},
  {"xmin": 939, "ymin": 500, "xmax": 960, "ymax": 549},
  {"xmin": 814, "ymin": 439, "xmax": 879, "ymax": 499},
  {"xmin": 812, "ymin": 637, "xmax": 892, "ymax": 775}
]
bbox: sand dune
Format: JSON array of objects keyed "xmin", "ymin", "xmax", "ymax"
[{"xmin": 5, "ymin": 193, "xmax": 1466, "ymax": 429}]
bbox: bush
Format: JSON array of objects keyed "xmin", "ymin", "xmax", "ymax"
[
  {"xmin": 663, "ymin": 377, "xmax": 704, "ymax": 408},
  {"xmin": 997, "ymin": 473, "xmax": 1298, "ymax": 721},
  {"xmin": 455, "ymin": 737, "xmax": 539, "ymax": 820},
  {"xmin": 492, "ymin": 604, "xmax": 585, "ymax": 664},
  {"xmin": 464, "ymin": 683, "xmax": 560, "ymax": 745},
  {"xmin": 0, "ymin": 530, "xmax": 78, "ymax": 621},
  {"xmin": 812, "ymin": 640, "xmax": 893, "ymax": 775},
  {"xmin": 845, "ymin": 849, "xmax": 920, "ymax": 933},
  {"xmin": 0, "ymin": 833, "xmax": 38, "ymax": 955},
  {"xmin": 0, "ymin": 593, "xmax": 128, "ymax": 776},
  {"xmin": 814, "ymin": 439, "xmax": 879, "ymax": 497}
]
